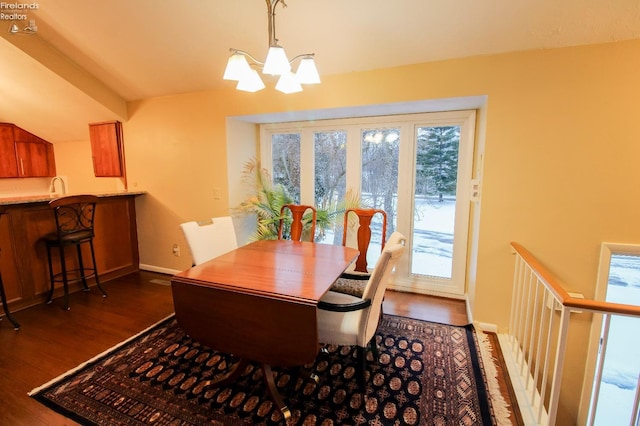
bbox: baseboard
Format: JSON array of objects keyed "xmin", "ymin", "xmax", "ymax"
[
  {"xmin": 465, "ymin": 294, "xmax": 474, "ymax": 324},
  {"xmin": 474, "ymin": 321, "xmax": 498, "ymax": 333},
  {"xmin": 388, "ymin": 282, "xmax": 466, "ymax": 300},
  {"xmin": 139, "ymin": 264, "xmax": 181, "ymax": 275}
]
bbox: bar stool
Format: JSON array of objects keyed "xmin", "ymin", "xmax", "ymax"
[
  {"xmin": 0, "ymin": 250, "xmax": 20, "ymax": 330},
  {"xmin": 44, "ymin": 195, "xmax": 107, "ymax": 310}
]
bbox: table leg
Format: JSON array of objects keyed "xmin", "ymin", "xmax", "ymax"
[
  {"xmin": 204, "ymin": 359, "xmax": 292, "ymax": 420},
  {"xmin": 204, "ymin": 358, "xmax": 248, "ymax": 389},
  {"xmin": 262, "ymin": 363, "xmax": 292, "ymax": 420}
]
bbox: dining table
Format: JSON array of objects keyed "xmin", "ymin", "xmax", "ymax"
[{"xmin": 170, "ymin": 239, "xmax": 359, "ymax": 419}]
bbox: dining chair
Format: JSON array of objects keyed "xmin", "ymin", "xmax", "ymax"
[
  {"xmin": 316, "ymin": 231, "xmax": 406, "ymax": 386},
  {"xmin": 277, "ymin": 204, "xmax": 317, "ymax": 242},
  {"xmin": 179, "ymin": 216, "xmax": 238, "ymax": 266},
  {"xmin": 43, "ymin": 195, "xmax": 107, "ymax": 310},
  {"xmin": 342, "ymin": 208, "xmax": 388, "ymax": 275},
  {"xmin": 329, "ymin": 208, "xmax": 388, "ymax": 298}
]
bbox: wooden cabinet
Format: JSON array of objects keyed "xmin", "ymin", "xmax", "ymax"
[
  {"xmin": 0, "ymin": 123, "xmax": 56, "ymax": 178},
  {"xmin": 0, "ymin": 124, "xmax": 19, "ymax": 177},
  {"xmin": 89, "ymin": 121, "xmax": 124, "ymax": 177},
  {"xmin": 16, "ymin": 141, "xmax": 56, "ymax": 177}
]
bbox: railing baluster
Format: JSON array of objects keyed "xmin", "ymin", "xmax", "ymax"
[
  {"xmin": 522, "ymin": 268, "xmax": 534, "ymax": 383},
  {"xmin": 532, "ymin": 282, "xmax": 549, "ymax": 419},
  {"xmin": 508, "ymin": 254, "xmax": 521, "ymax": 349},
  {"xmin": 547, "ymin": 305, "xmax": 571, "ymax": 425},
  {"xmin": 526, "ymin": 277, "xmax": 541, "ymax": 393},
  {"xmin": 516, "ymin": 264, "xmax": 528, "ymax": 368}
]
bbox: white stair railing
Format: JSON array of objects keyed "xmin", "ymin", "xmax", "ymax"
[{"xmin": 499, "ymin": 242, "xmax": 640, "ymax": 425}]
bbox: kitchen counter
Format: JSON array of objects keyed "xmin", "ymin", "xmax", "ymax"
[
  {"xmin": 0, "ymin": 190, "xmax": 146, "ymax": 206},
  {"xmin": 0, "ymin": 192, "xmax": 144, "ymax": 312}
]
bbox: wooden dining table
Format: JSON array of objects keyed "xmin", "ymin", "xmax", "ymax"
[{"xmin": 170, "ymin": 239, "xmax": 359, "ymax": 419}]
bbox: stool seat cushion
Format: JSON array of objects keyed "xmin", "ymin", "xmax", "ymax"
[{"xmin": 44, "ymin": 230, "xmax": 94, "ymax": 244}]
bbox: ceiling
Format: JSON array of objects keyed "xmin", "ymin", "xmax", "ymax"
[{"xmin": 1, "ymin": 0, "xmax": 639, "ymax": 142}]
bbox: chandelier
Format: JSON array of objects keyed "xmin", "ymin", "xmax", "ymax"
[{"xmin": 223, "ymin": 0, "xmax": 320, "ymax": 94}]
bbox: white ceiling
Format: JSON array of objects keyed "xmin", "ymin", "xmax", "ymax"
[{"xmin": 1, "ymin": 0, "xmax": 639, "ymax": 142}]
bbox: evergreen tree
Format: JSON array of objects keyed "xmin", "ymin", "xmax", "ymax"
[{"xmin": 416, "ymin": 126, "xmax": 459, "ymax": 201}]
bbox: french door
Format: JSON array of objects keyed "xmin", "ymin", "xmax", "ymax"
[{"xmin": 261, "ymin": 110, "xmax": 477, "ymax": 296}]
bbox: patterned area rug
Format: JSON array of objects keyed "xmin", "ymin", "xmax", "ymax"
[{"xmin": 30, "ymin": 314, "xmax": 495, "ymax": 425}]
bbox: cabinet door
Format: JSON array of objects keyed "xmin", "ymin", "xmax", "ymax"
[
  {"xmin": 89, "ymin": 121, "xmax": 124, "ymax": 177},
  {"xmin": 0, "ymin": 125, "xmax": 18, "ymax": 177},
  {"xmin": 16, "ymin": 141, "xmax": 55, "ymax": 177}
]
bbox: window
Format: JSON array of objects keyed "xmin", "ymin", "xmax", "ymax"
[
  {"xmin": 587, "ymin": 243, "xmax": 640, "ymax": 425},
  {"xmin": 315, "ymin": 130, "xmax": 347, "ymax": 244},
  {"xmin": 271, "ymin": 133, "xmax": 301, "ymax": 202},
  {"xmin": 261, "ymin": 110, "xmax": 476, "ymax": 296}
]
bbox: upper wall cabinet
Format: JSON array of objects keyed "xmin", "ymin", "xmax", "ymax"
[
  {"xmin": 0, "ymin": 124, "xmax": 18, "ymax": 177},
  {"xmin": 89, "ymin": 121, "xmax": 124, "ymax": 177},
  {"xmin": 0, "ymin": 123, "xmax": 56, "ymax": 178}
]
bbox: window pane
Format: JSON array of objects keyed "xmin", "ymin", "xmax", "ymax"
[
  {"xmin": 271, "ymin": 133, "xmax": 300, "ymax": 202},
  {"xmin": 413, "ymin": 126, "xmax": 460, "ymax": 278},
  {"xmin": 314, "ymin": 131, "xmax": 347, "ymax": 244},
  {"xmin": 361, "ymin": 128, "xmax": 399, "ymax": 265},
  {"xmin": 593, "ymin": 254, "xmax": 640, "ymax": 425}
]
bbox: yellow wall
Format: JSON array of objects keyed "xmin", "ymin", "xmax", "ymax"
[
  {"xmin": 53, "ymin": 139, "xmax": 124, "ymax": 194},
  {"xmin": 123, "ymin": 39, "xmax": 640, "ymax": 305},
  {"xmin": 54, "ymin": 39, "xmax": 640, "ymax": 422}
]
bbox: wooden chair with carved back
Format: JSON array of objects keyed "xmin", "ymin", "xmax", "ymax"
[
  {"xmin": 329, "ymin": 208, "xmax": 387, "ymax": 297},
  {"xmin": 277, "ymin": 204, "xmax": 317, "ymax": 242}
]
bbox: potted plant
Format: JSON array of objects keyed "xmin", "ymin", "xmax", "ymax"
[{"xmin": 233, "ymin": 158, "xmax": 358, "ymax": 242}]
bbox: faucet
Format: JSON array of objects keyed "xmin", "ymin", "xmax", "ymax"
[{"xmin": 49, "ymin": 176, "xmax": 67, "ymax": 195}]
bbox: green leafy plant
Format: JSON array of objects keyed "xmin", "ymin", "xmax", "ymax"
[{"xmin": 233, "ymin": 158, "xmax": 360, "ymax": 242}]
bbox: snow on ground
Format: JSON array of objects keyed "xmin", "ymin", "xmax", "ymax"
[{"xmin": 594, "ymin": 258, "xmax": 640, "ymax": 425}]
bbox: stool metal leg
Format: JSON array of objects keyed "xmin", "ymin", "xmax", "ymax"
[
  {"xmin": 45, "ymin": 244, "xmax": 56, "ymax": 304},
  {"xmin": 89, "ymin": 240, "xmax": 107, "ymax": 297},
  {"xmin": 0, "ymin": 273, "xmax": 20, "ymax": 330},
  {"xmin": 58, "ymin": 245, "xmax": 70, "ymax": 310},
  {"xmin": 76, "ymin": 244, "xmax": 90, "ymax": 292}
]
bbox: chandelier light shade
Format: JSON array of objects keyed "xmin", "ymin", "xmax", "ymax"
[
  {"xmin": 222, "ymin": 53, "xmax": 252, "ymax": 81},
  {"xmin": 263, "ymin": 46, "xmax": 291, "ymax": 75},
  {"xmin": 237, "ymin": 69, "xmax": 266, "ymax": 92},
  {"xmin": 275, "ymin": 72, "xmax": 302, "ymax": 94},
  {"xmin": 296, "ymin": 56, "xmax": 321, "ymax": 84},
  {"xmin": 223, "ymin": 0, "xmax": 320, "ymax": 93}
]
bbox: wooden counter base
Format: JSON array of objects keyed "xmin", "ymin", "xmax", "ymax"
[{"xmin": 0, "ymin": 194, "xmax": 141, "ymax": 312}]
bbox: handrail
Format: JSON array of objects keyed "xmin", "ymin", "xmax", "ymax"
[{"xmin": 510, "ymin": 242, "xmax": 640, "ymax": 317}]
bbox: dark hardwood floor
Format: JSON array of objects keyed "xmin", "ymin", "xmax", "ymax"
[{"xmin": 0, "ymin": 271, "xmax": 468, "ymax": 425}]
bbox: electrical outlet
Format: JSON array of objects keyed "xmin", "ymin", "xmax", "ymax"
[
  {"xmin": 213, "ymin": 187, "xmax": 221, "ymax": 200},
  {"xmin": 172, "ymin": 244, "xmax": 180, "ymax": 257}
]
